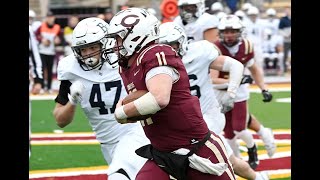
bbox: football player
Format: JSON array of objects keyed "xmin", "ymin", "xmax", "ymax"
[
  {"xmin": 211, "ymin": 15, "xmax": 275, "ymax": 169},
  {"xmin": 52, "ymin": 17, "xmax": 150, "ymax": 180},
  {"xmin": 159, "ymin": 21, "xmax": 269, "ymax": 180},
  {"xmin": 107, "ymin": 7, "xmax": 235, "ymax": 180},
  {"xmin": 174, "ymin": 0, "xmax": 220, "ymax": 43}
]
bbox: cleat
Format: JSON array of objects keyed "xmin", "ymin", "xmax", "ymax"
[
  {"xmin": 247, "ymin": 143, "xmax": 259, "ymax": 170},
  {"xmin": 256, "ymin": 171, "xmax": 269, "ymax": 180},
  {"xmin": 261, "ymin": 128, "xmax": 277, "ymax": 157}
]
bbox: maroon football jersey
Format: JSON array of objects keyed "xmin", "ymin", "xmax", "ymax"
[
  {"xmin": 214, "ymin": 38, "xmax": 254, "ymax": 79},
  {"xmin": 119, "ymin": 44, "xmax": 209, "ymax": 152}
]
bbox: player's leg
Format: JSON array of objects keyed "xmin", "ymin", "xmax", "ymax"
[
  {"xmin": 248, "ymin": 114, "xmax": 276, "ymax": 157},
  {"xmin": 224, "ymin": 112, "xmax": 241, "ymax": 158},
  {"xmin": 231, "ymin": 101, "xmax": 259, "ymax": 169},
  {"xmin": 220, "ymin": 134, "xmax": 269, "ymax": 180},
  {"xmin": 187, "ymin": 132, "xmax": 236, "ymax": 180},
  {"xmin": 202, "ymin": 103, "xmax": 226, "ymax": 135},
  {"xmin": 106, "ymin": 128, "xmax": 150, "ymax": 180},
  {"xmin": 136, "ymin": 160, "xmax": 171, "ymax": 180}
]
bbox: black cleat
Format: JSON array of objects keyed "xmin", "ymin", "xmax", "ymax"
[{"xmin": 247, "ymin": 143, "xmax": 259, "ymax": 170}]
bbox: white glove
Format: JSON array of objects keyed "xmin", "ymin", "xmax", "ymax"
[
  {"xmin": 173, "ymin": 148, "xmax": 228, "ymax": 176},
  {"xmin": 220, "ymin": 92, "xmax": 236, "ymax": 113},
  {"xmin": 68, "ymin": 81, "xmax": 85, "ymax": 105}
]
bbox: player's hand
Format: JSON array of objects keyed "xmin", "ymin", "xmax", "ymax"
[
  {"xmin": 262, "ymin": 90, "xmax": 273, "ymax": 102},
  {"xmin": 220, "ymin": 92, "xmax": 236, "ymax": 113},
  {"xmin": 68, "ymin": 81, "xmax": 85, "ymax": 105},
  {"xmin": 240, "ymin": 75, "xmax": 253, "ymax": 84},
  {"xmin": 31, "ymin": 83, "xmax": 42, "ymax": 95},
  {"xmin": 114, "ymin": 99, "xmax": 128, "ymax": 124}
]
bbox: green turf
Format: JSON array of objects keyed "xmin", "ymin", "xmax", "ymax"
[
  {"xmin": 30, "ymin": 91, "xmax": 291, "ymax": 179},
  {"xmin": 30, "ymin": 144, "xmax": 106, "ymax": 170},
  {"xmin": 248, "ymin": 91, "xmax": 291, "ymax": 129},
  {"xmin": 31, "ymin": 100, "xmax": 92, "ymax": 133}
]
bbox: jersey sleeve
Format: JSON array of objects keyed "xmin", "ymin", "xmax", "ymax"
[
  {"xmin": 199, "ymin": 13, "xmax": 219, "ymax": 30},
  {"xmin": 138, "ymin": 44, "xmax": 182, "ymax": 76},
  {"xmin": 56, "ymin": 55, "xmax": 78, "ymax": 81},
  {"xmin": 201, "ymin": 40, "xmax": 219, "ymax": 63},
  {"xmin": 54, "ymin": 80, "xmax": 71, "ymax": 105}
]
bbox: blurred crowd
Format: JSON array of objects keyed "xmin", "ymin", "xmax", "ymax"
[{"xmin": 29, "ymin": 0, "xmax": 291, "ymax": 94}]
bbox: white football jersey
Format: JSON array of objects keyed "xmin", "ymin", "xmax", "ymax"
[
  {"xmin": 183, "ymin": 40, "xmax": 220, "ymax": 114},
  {"xmin": 57, "ymin": 54, "xmax": 145, "ymax": 144},
  {"xmin": 174, "ymin": 12, "xmax": 219, "ymax": 42}
]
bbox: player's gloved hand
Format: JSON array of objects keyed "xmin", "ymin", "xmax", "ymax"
[
  {"xmin": 262, "ymin": 89, "xmax": 273, "ymax": 102},
  {"xmin": 68, "ymin": 81, "xmax": 85, "ymax": 105},
  {"xmin": 220, "ymin": 92, "xmax": 236, "ymax": 113},
  {"xmin": 240, "ymin": 75, "xmax": 253, "ymax": 85}
]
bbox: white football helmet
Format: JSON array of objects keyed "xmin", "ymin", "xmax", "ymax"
[
  {"xmin": 211, "ymin": 2, "xmax": 223, "ymax": 13},
  {"xmin": 266, "ymin": 8, "xmax": 276, "ymax": 17},
  {"xmin": 218, "ymin": 15, "xmax": 244, "ymax": 47},
  {"xmin": 247, "ymin": 6, "xmax": 259, "ymax": 16},
  {"xmin": 178, "ymin": 0, "xmax": 205, "ymax": 24},
  {"xmin": 234, "ymin": 10, "xmax": 246, "ymax": 21},
  {"xmin": 107, "ymin": 7, "xmax": 160, "ymax": 68},
  {"xmin": 71, "ymin": 17, "xmax": 116, "ymax": 71},
  {"xmin": 241, "ymin": 2, "xmax": 252, "ymax": 12},
  {"xmin": 159, "ymin": 22, "xmax": 188, "ymax": 57}
]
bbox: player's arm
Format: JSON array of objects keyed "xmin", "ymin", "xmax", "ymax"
[
  {"xmin": 210, "ymin": 55, "xmax": 244, "ymax": 95},
  {"xmin": 248, "ymin": 61, "xmax": 273, "ymax": 102},
  {"xmin": 115, "ymin": 66, "xmax": 177, "ymax": 123},
  {"xmin": 204, "ymin": 28, "xmax": 219, "ymax": 43},
  {"xmin": 247, "ymin": 61, "xmax": 268, "ymax": 90},
  {"xmin": 53, "ymin": 80, "xmax": 79, "ymax": 128}
]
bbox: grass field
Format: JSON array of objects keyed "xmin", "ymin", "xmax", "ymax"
[{"xmin": 29, "ymin": 89, "xmax": 291, "ymax": 180}]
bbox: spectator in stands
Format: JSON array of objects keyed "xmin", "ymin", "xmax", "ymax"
[
  {"xmin": 63, "ymin": 15, "xmax": 79, "ymax": 56},
  {"xmin": 29, "ymin": 25, "xmax": 43, "ymax": 158},
  {"xmin": 104, "ymin": 7, "xmax": 114, "ymax": 23},
  {"xmin": 278, "ymin": 7, "xmax": 291, "ymax": 74},
  {"xmin": 35, "ymin": 11, "xmax": 62, "ymax": 94},
  {"xmin": 29, "ymin": 10, "xmax": 42, "ymax": 36}
]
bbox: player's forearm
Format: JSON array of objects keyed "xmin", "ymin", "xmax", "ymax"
[
  {"xmin": 222, "ymin": 57, "xmax": 244, "ymax": 95},
  {"xmin": 53, "ymin": 104, "xmax": 76, "ymax": 128},
  {"xmin": 250, "ymin": 65, "xmax": 268, "ymax": 90}
]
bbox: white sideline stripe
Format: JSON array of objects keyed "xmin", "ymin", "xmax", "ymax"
[
  {"xmin": 31, "ymin": 140, "xmax": 99, "ymax": 145},
  {"xmin": 240, "ymin": 150, "xmax": 291, "ymax": 161},
  {"xmin": 29, "ymin": 169, "xmax": 107, "ymax": 179},
  {"xmin": 30, "ymin": 129, "xmax": 291, "ymax": 138},
  {"xmin": 240, "ymin": 139, "xmax": 291, "ymax": 145},
  {"xmin": 276, "ymin": 97, "xmax": 291, "ymax": 103},
  {"xmin": 31, "ymin": 138, "xmax": 290, "ymax": 145},
  {"xmin": 31, "ymin": 133, "xmax": 96, "ymax": 138}
]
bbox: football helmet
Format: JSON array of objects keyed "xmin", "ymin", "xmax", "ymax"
[
  {"xmin": 107, "ymin": 7, "xmax": 161, "ymax": 68},
  {"xmin": 218, "ymin": 15, "xmax": 244, "ymax": 47},
  {"xmin": 266, "ymin": 8, "xmax": 276, "ymax": 17},
  {"xmin": 234, "ymin": 10, "xmax": 246, "ymax": 21},
  {"xmin": 71, "ymin": 17, "xmax": 116, "ymax": 71},
  {"xmin": 159, "ymin": 22, "xmax": 188, "ymax": 57},
  {"xmin": 211, "ymin": 2, "xmax": 223, "ymax": 13},
  {"xmin": 178, "ymin": 0, "xmax": 205, "ymax": 24},
  {"xmin": 247, "ymin": 6, "xmax": 259, "ymax": 16}
]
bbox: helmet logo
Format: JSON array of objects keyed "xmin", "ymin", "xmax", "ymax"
[
  {"xmin": 97, "ymin": 22, "xmax": 108, "ymax": 33},
  {"xmin": 121, "ymin": 15, "xmax": 140, "ymax": 28}
]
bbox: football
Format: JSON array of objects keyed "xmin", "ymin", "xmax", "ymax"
[{"xmin": 122, "ymin": 90, "xmax": 151, "ymax": 121}]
